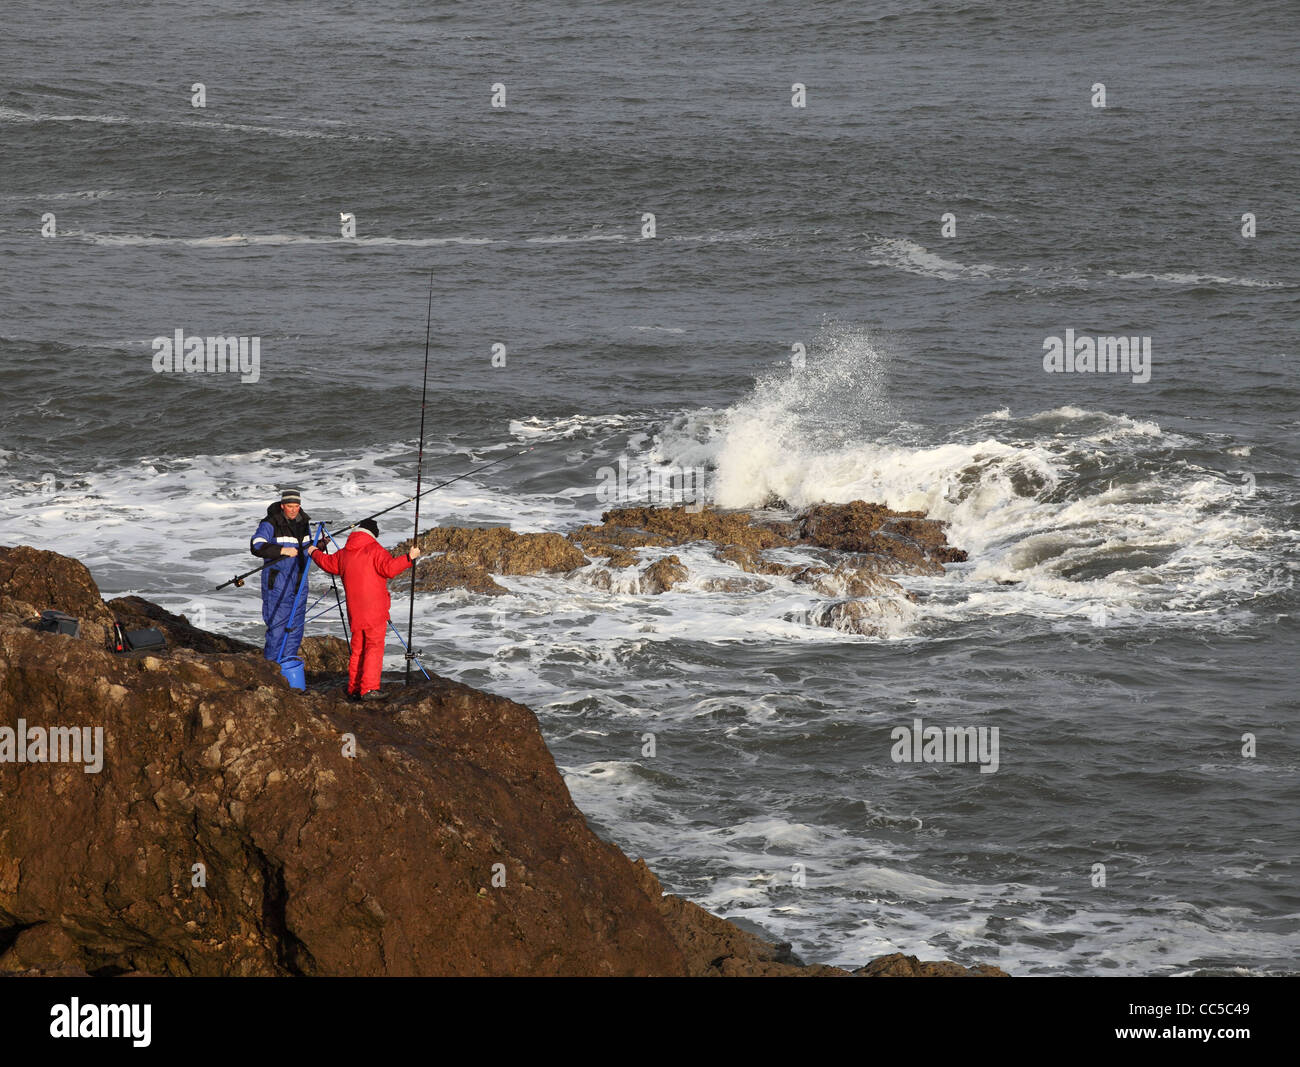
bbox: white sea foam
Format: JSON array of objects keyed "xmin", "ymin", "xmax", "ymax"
[
  {"xmin": 0, "ymin": 188, "xmax": 115, "ymax": 202},
  {"xmin": 0, "ymin": 106, "xmax": 376, "ymax": 142},
  {"xmin": 1021, "ymin": 405, "xmax": 1164, "ymax": 437},
  {"xmin": 170, "ymin": 117, "xmax": 362, "ymax": 140},
  {"xmin": 526, "ymin": 233, "xmax": 629, "ymax": 244},
  {"xmin": 1107, "ymin": 269, "xmax": 1284, "ymax": 289},
  {"xmin": 508, "ymin": 413, "xmax": 636, "ymax": 440},
  {"xmin": 560, "ymin": 772, "xmax": 1263, "ymax": 976},
  {"xmin": 865, "ymin": 236, "xmax": 1005, "ymax": 281},
  {"xmin": 856, "ymin": 229, "xmax": 1286, "ymax": 291},
  {"xmin": 71, "ymin": 231, "xmax": 494, "ymax": 248},
  {"xmin": 0, "ymin": 106, "xmax": 130, "ymax": 125}
]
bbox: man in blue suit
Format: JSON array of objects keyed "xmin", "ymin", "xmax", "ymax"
[{"xmin": 250, "ymin": 487, "xmax": 314, "ymax": 661}]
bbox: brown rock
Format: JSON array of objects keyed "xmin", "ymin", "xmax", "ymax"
[
  {"xmin": 805, "ymin": 564, "xmax": 906, "ymax": 599},
  {"xmin": 568, "ymin": 522, "xmax": 672, "ymax": 551},
  {"xmin": 298, "ymin": 635, "xmax": 351, "ymax": 676},
  {"xmin": 0, "ymin": 922, "xmax": 83, "ymax": 974},
  {"xmin": 856, "ymin": 952, "xmax": 1009, "ymax": 977},
  {"xmin": 805, "ymin": 598, "xmax": 912, "ymax": 636},
  {"xmin": 755, "ymin": 518, "xmax": 802, "ymax": 542},
  {"xmin": 699, "ymin": 576, "xmax": 772, "ymax": 594},
  {"xmin": 792, "ymin": 565, "xmax": 833, "ymax": 586},
  {"xmin": 0, "ymin": 551, "xmax": 686, "ymax": 977},
  {"xmin": 0, "ymin": 545, "xmax": 115, "ymax": 626},
  {"xmin": 796, "ymin": 501, "xmax": 967, "ymax": 567},
  {"xmin": 575, "ymin": 567, "xmax": 614, "ymax": 591},
  {"xmin": 713, "ymin": 544, "xmax": 759, "ymax": 571},
  {"xmin": 640, "ymin": 555, "xmax": 688, "ymax": 594},
  {"xmin": 380, "ymin": 502, "xmax": 960, "ymax": 602},
  {"xmin": 798, "ymin": 500, "xmax": 918, "ymax": 542},
  {"xmin": 577, "ymin": 506, "xmax": 794, "ymax": 553},
  {"xmin": 406, "ymin": 558, "xmax": 507, "ymax": 596},
  {"xmin": 579, "ymin": 544, "xmax": 641, "ymax": 569},
  {"xmin": 0, "ymin": 596, "xmax": 39, "ymax": 626},
  {"xmin": 401, "ymin": 527, "xmax": 586, "ymax": 576},
  {"xmin": 0, "ymin": 545, "xmax": 115, "ymax": 647},
  {"xmin": 712, "ymin": 545, "xmax": 808, "ymax": 579}
]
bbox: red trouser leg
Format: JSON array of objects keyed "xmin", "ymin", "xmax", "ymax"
[
  {"xmin": 358, "ymin": 621, "xmax": 388, "ymax": 694},
  {"xmin": 346, "ymin": 620, "xmax": 365, "ymax": 695}
]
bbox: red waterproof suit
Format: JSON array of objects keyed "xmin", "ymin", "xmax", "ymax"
[{"xmin": 311, "ymin": 529, "xmax": 413, "ymax": 696}]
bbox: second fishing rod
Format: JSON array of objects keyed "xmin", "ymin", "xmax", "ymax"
[{"xmin": 403, "ymin": 271, "xmax": 434, "ymax": 687}]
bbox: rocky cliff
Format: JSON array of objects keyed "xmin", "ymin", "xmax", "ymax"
[{"xmin": 0, "ymin": 544, "xmax": 1003, "ymax": 977}]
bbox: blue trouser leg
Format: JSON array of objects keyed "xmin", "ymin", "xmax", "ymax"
[
  {"xmin": 277, "ymin": 583, "xmax": 309, "ymax": 660},
  {"xmin": 263, "ymin": 596, "xmax": 286, "ymax": 660},
  {"xmin": 262, "ymin": 564, "xmax": 299, "ymax": 660}
]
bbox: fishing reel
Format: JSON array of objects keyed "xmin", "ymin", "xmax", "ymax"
[{"xmin": 232, "ymin": 576, "xmax": 245, "ymax": 588}]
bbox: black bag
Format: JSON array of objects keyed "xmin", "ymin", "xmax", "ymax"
[
  {"xmin": 36, "ymin": 610, "xmax": 79, "ymax": 637},
  {"xmin": 124, "ymin": 628, "xmax": 166, "ymax": 651},
  {"xmin": 112, "ymin": 621, "xmax": 166, "ymax": 652}
]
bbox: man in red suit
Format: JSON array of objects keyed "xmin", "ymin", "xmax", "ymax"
[{"xmin": 308, "ymin": 519, "xmax": 422, "ymax": 700}]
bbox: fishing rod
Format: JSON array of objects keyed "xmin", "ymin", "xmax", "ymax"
[
  {"xmin": 213, "ymin": 444, "xmax": 537, "ymax": 591},
  {"xmin": 325, "ymin": 446, "xmax": 537, "ymax": 541},
  {"xmin": 405, "ymin": 271, "xmax": 434, "ymax": 686}
]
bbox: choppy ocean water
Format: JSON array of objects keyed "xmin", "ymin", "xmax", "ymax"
[{"xmin": 1, "ymin": 0, "xmax": 1296, "ymax": 975}]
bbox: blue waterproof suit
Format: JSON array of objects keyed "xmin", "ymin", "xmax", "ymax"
[{"xmin": 250, "ymin": 502, "xmax": 313, "ymax": 660}]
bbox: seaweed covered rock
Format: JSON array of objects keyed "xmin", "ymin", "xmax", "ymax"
[
  {"xmin": 856, "ymin": 953, "xmax": 1009, "ymax": 978},
  {"xmin": 406, "ymin": 557, "xmax": 508, "ymax": 597},
  {"xmin": 400, "ymin": 527, "xmax": 587, "ymax": 577},
  {"xmin": 640, "ymin": 555, "xmax": 689, "ymax": 594},
  {"xmin": 576, "ymin": 543, "xmax": 642, "ymax": 569},
  {"xmin": 795, "ymin": 501, "xmax": 967, "ymax": 568},
  {"xmin": 384, "ymin": 500, "xmax": 964, "ymax": 597},
  {"xmin": 574, "ymin": 506, "xmax": 794, "ymax": 553},
  {"xmin": 802, "ymin": 597, "xmax": 913, "ymax": 637}
]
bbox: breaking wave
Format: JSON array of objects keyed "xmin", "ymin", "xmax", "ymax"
[{"xmin": 652, "ymin": 326, "xmax": 1290, "ymax": 629}]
